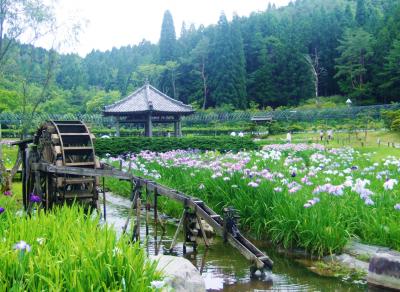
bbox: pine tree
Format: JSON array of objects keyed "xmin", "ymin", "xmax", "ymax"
[{"xmin": 159, "ymin": 10, "xmax": 177, "ymax": 63}]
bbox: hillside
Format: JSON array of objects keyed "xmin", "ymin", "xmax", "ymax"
[{"xmin": 0, "ymin": 0, "xmax": 399, "ymax": 115}]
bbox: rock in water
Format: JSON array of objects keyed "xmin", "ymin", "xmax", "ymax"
[
  {"xmin": 151, "ymin": 255, "xmax": 206, "ymax": 292},
  {"xmin": 367, "ymin": 251, "xmax": 400, "ymax": 290}
]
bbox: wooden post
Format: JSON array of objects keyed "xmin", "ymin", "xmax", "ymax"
[
  {"xmin": 183, "ymin": 207, "xmax": 188, "ymax": 254},
  {"xmin": 122, "ymin": 181, "xmax": 139, "ymax": 234},
  {"xmin": 178, "ymin": 117, "xmax": 182, "ymax": 137},
  {"xmin": 145, "ymin": 113, "xmax": 153, "ymax": 137},
  {"xmin": 196, "ymin": 213, "xmax": 210, "ymax": 248},
  {"xmin": 45, "ymin": 173, "xmax": 49, "ymax": 210},
  {"xmin": 22, "ymin": 146, "xmax": 27, "ymax": 208},
  {"xmin": 169, "ymin": 209, "xmax": 185, "ymax": 251},
  {"xmin": 115, "ymin": 117, "xmax": 120, "ymax": 137},
  {"xmin": 145, "ymin": 191, "xmax": 149, "ymax": 236},
  {"xmin": 102, "ymin": 177, "xmax": 106, "ymax": 220},
  {"xmin": 174, "ymin": 121, "xmax": 179, "ymax": 137},
  {"xmin": 154, "ymin": 186, "xmax": 158, "ymax": 242},
  {"xmin": 135, "ymin": 197, "xmax": 141, "ymax": 242}
]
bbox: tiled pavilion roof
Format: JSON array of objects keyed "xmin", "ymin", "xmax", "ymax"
[{"xmin": 103, "ymin": 83, "xmax": 194, "ymax": 116}]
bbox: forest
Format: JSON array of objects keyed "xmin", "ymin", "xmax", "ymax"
[{"xmin": 0, "ymin": 0, "xmax": 400, "ymax": 115}]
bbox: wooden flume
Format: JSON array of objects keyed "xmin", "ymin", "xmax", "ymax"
[{"xmin": 15, "ymin": 120, "xmax": 273, "ymax": 271}]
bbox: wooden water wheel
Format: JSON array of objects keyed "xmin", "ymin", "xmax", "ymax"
[{"xmin": 24, "ymin": 121, "xmax": 100, "ymax": 210}]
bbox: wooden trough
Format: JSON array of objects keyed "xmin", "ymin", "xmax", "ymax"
[{"xmin": 14, "ymin": 120, "xmax": 273, "ymax": 271}]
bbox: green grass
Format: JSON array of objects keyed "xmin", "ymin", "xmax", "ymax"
[
  {"xmin": 0, "ymin": 196, "xmax": 162, "ymax": 290},
  {"xmin": 1, "ymin": 144, "xmax": 18, "ymax": 169},
  {"xmin": 263, "ymin": 130, "xmax": 400, "ymax": 149},
  {"xmin": 0, "ymin": 147, "xmax": 163, "ymax": 290}
]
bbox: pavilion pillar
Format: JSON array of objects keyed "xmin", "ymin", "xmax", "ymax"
[
  {"xmin": 115, "ymin": 117, "xmax": 120, "ymax": 137},
  {"xmin": 174, "ymin": 116, "xmax": 182, "ymax": 137},
  {"xmin": 174, "ymin": 121, "xmax": 178, "ymax": 137},
  {"xmin": 145, "ymin": 113, "xmax": 153, "ymax": 137}
]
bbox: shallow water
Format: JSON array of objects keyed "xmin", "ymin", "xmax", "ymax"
[{"xmin": 102, "ymin": 193, "xmax": 366, "ymax": 291}]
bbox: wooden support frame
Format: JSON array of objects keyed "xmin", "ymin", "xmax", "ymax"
[{"xmin": 30, "ymin": 161, "xmax": 273, "ymax": 270}]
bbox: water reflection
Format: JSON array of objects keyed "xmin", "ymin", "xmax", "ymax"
[{"xmin": 102, "ymin": 193, "xmax": 366, "ymax": 292}]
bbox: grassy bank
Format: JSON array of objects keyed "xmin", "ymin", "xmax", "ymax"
[
  {"xmin": 0, "ymin": 147, "xmax": 163, "ymax": 290},
  {"xmin": 0, "ymin": 195, "xmax": 162, "ymax": 290}
]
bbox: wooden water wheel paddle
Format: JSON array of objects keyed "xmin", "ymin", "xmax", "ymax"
[{"xmin": 25, "ymin": 121, "xmax": 99, "ymax": 210}]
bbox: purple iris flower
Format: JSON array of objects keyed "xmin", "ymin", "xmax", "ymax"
[
  {"xmin": 0, "ymin": 207, "xmax": 4, "ymax": 214},
  {"xmin": 3, "ymin": 190, "xmax": 12, "ymax": 196},
  {"xmin": 394, "ymin": 204, "xmax": 400, "ymax": 211},
  {"xmin": 351, "ymin": 166, "xmax": 358, "ymax": 171},
  {"xmin": 291, "ymin": 171, "xmax": 296, "ymax": 177},
  {"xmin": 13, "ymin": 240, "xmax": 31, "ymax": 252},
  {"xmin": 30, "ymin": 194, "xmax": 41, "ymax": 203}
]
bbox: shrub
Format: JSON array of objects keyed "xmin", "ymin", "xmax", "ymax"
[{"xmin": 95, "ymin": 136, "xmax": 259, "ymax": 156}]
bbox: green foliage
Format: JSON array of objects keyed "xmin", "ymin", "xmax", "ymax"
[
  {"xmin": 1, "ymin": 0, "xmax": 400, "ymax": 112},
  {"xmin": 94, "ymin": 136, "xmax": 259, "ymax": 156},
  {"xmin": 382, "ymin": 110, "xmax": 400, "ymax": 130},
  {"xmin": 86, "ymin": 90, "xmax": 121, "ymax": 113},
  {"xmin": 380, "ymin": 39, "xmax": 400, "ymax": 93},
  {"xmin": 355, "ymin": 0, "xmax": 367, "ymax": 26},
  {"xmin": 335, "ymin": 28, "xmax": 375, "ymax": 100},
  {"xmin": 0, "ymin": 197, "xmax": 161, "ymax": 290}
]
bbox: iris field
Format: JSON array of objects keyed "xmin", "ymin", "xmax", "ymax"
[{"xmin": 105, "ymin": 143, "xmax": 400, "ymax": 256}]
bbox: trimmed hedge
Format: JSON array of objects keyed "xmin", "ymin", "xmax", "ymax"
[{"xmin": 94, "ymin": 136, "xmax": 258, "ymax": 156}]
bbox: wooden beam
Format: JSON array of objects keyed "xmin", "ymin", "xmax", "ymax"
[
  {"xmin": 32, "ymin": 163, "xmax": 133, "ymax": 180},
  {"xmin": 30, "ymin": 162, "xmax": 273, "ymax": 270}
]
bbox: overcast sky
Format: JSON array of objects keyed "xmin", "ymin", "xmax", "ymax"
[{"xmin": 48, "ymin": 0, "xmax": 291, "ymax": 56}]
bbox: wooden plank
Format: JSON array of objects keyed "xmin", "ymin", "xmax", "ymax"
[
  {"xmin": 11, "ymin": 138, "xmax": 33, "ymax": 146},
  {"xmin": 32, "ymin": 163, "xmax": 133, "ymax": 180},
  {"xmin": 63, "ymin": 147, "xmax": 93, "ymax": 150},
  {"xmin": 60, "ymin": 133, "xmax": 90, "ymax": 136},
  {"xmin": 65, "ymin": 162, "xmax": 95, "ymax": 166}
]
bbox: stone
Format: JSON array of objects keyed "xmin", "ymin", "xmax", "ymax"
[
  {"xmin": 333, "ymin": 254, "xmax": 369, "ymax": 272},
  {"xmin": 367, "ymin": 251, "xmax": 400, "ymax": 291},
  {"xmin": 344, "ymin": 240, "xmax": 390, "ymax": 260},
  {"xmin": 151, "ymin": 255, "xmax": 206, "ymax": 292}
]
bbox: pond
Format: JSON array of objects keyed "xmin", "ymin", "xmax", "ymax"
[{"xmin": 103, "ymin": 192, "xmax": 367, "ymax": 291}]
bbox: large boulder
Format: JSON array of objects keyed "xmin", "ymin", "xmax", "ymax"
[
  {"xmin": 151, "ymin": 255, "xmax": 205, "ymax": 292},
  {"xmin": 367, "ymin": 251, "xmax": 400, "ymax": 290}
]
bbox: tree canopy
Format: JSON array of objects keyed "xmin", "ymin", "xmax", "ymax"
[{"xmin": 1, "ymin": 0, "xmax": 400, "ymax": 114}]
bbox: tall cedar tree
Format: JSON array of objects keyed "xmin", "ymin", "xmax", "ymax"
[
  {"xmin": 231, "ymin": 16, "xmax": 247, "ymax": 109},
  {"xmin": 208, "ymin": 13, "xmax": 247, "ymax": 108},
  {"xmin": 159, "ymin": 10, "xmax": 177, "ymax": 63},
  {"xmin": 356, "ymin": 0, "xmax": 367, "ymax": 26},
  {"xmin": 158, "ymin": 10, "xmax": 178, "ymax": 97}
]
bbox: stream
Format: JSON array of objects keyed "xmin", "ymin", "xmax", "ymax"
[{"xmin": 102, "ymin": 192, "xmax": 368, "ymax": 291}]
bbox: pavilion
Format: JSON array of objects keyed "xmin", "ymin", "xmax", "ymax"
[{"xmin": 103, "ymin": 82, "xmax": 194, "ymax": 137}]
